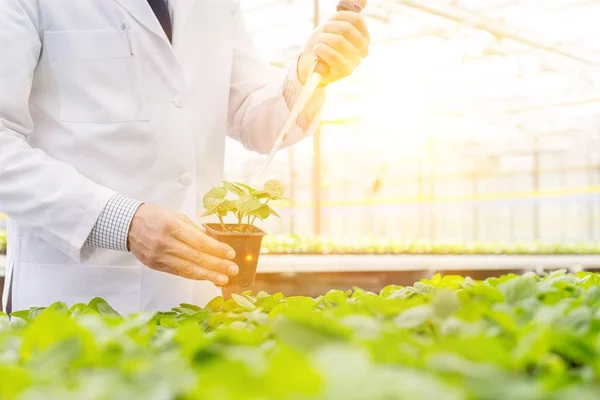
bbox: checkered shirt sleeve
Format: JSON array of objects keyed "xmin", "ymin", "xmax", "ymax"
[
  {"xmin": 282, "ymin": 65, "xmax": 326, "ymax": 131},
  {"xmin": 84, "ymin": 194, "xmax": 143, "ymax": 251}
]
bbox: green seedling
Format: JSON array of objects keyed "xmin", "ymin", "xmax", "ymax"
[{"xmin": 202, "ymin": 179, "xmax": 289, "ymax": 233}]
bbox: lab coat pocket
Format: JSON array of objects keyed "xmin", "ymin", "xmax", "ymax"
[{"xmin": 44, "ymin": 29, "xmax": 150, "ymax": 123}]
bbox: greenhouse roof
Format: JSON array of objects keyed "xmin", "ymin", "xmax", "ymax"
[{"xmin": 237, "ymin": 0, "xmax": 600, "ymax": 151}]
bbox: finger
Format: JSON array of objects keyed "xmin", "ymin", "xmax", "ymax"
[
  {"xmin": 164, "ymin": 239, "xmax": 239, "ymax": 277},
  {"xmin": 171, "ymin": 219, "xmax": 236, "ymax": 260},
  {"xmin": 317, "ymin": 32, "xmax": 361, "ymax": 65},
  {"xmin": 330, "ymin": 11, "xmax": 370, "ymax": 42},
  {"xmin": 323, "ymin": 21, "xmax": 369, "ymax": 57},
  {"xmin": 159, "ymin": 255, "xmax": 230, "ymax": 286},
  {"xmin": 337, "ymin": 0, "xmax": 364, "ymax": 12},
  {"xmin": 313, "ymin": 43, "xmax": 355, "ymax": 80},
  {"xmin": 177, "ymin": 214, "xmax": 208, "ymax": 234},
  {"xmin": 177, "ymin": 214, "xmax": 198, "ymax": 227}
]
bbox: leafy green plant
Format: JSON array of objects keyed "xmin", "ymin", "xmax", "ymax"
[
  {"xmin": 260, "ymin": 235, "xmax": 600, "ymax": 255},
  {"xmin": 0, "ymin": 229, "xmax": 6, "ymax": 254},
  {"xmin": 4, "ymin": 272, "xmax": 600, "ymax": 399},
  {"xmin": 202, "ymin": 180, "xmax": 288, "ymax": 233}
]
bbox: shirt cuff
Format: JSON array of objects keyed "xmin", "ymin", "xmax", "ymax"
[
  {"xmin": 282, "ymin": 58, "xmax": 326, "ymax": 132},
  {"xmin": 84, "ymin": 193, "xmax": 143, "ymax": 252}
]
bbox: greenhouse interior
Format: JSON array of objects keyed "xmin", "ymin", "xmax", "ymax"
[{"xmin": 2, "ymin": 0, "xmax": 600, "ymax": 398}]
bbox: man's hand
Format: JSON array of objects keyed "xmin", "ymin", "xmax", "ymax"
[
  {"xmin": 128, "ymin": 204, "xmax": 238, "ymax": 286},
  {"xmin": 298, "ymin": 8, "xmax": 370, "ymax": 86}
]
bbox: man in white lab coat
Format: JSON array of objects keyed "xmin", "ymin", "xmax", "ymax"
[{"xmin": 0, "ymin": 0, "xmax": 369, "ymax": 313}]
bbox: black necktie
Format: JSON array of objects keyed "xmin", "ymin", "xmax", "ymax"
[{"xmin": 147, "ymin": 0, "xmax": 173, "ymax": 42}]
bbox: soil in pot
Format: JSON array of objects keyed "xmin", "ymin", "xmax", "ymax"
[{"xmin": 203, "ymin": 223, "xmax": 266, "ymax": 289}]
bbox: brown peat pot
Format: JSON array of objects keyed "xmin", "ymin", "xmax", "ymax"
[{"xmin": 203, "ymin": 223, "xmax": 266, "ymax": 289}]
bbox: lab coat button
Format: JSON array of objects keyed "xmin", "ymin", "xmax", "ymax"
[
  {"xmin": 179, "ymin": 173, "xmax": 192, "ymax": 186},
  {"xmin": 173, "ymin": 96, "xmax": 185, "ymax": 108}
]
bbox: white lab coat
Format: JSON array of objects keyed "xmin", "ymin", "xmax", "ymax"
[{"xmin": 0, "ymin": 0, "xmax": 320, "ymax": 314}]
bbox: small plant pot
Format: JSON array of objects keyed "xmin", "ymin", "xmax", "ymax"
[{"xmin": 203, "ymin": 223, "xmax": 266, "ymax": 289}]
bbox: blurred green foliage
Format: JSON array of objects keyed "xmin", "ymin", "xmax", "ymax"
[
  {"xmin": 2, "ymin": 271, "xmax": 600, "ymax": 398},
  {"xmin": 261, "ymin": 234, "xmax": 600, "ymax": 255}
]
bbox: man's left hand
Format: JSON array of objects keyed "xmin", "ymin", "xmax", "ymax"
[{"xmin": 298, "ymin": 10, "xmax": 370, "ymax": 86}]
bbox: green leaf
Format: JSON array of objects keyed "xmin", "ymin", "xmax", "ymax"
[
  {"xmin": 582, "ymin": 285, "xmax": 600, "ymax": 305},
  {"xmin": 237, "ymin": 196, "xmax": 261, "ymax": 213},
  {"xmin": 68, "ymin": 303, "xmax": 95, "ymax": 318},
  {"xmin": 467, "ymin": 283, "xmax": 504, "ymax": 303},
  {"xmin": 512, "ymin": 327, "xmax": 551, "ymax": 366},
  {"xmin": 498, "ymin": 276, "xmax": 538, "ymax": 304},
  {"xmin": 323, "ymin": 289, "xmax": 348, "ymax": 304},
  {"xmin": 173, "ymin": 307, "xmax": 198, "ymax": 316},
  {"xmin": 560, "ymin": 306, "xmax": 592, "ymax": 335},
  {"xmin": 46, "ymin": 302, "xmax": 69, "ymax": 315},
  {"xmin": 174, "ymin": 323, "xmax": 210, "ymax": 358},
  {"xmin": 380, "ymin": 285, "xmax": 403, "ymax": 298},
  {"xmin": 255, "ymin": 291, "xmax": 270, "ymax": 299},
  {"xmin": 252, "ymin": 190, "xmax": 271, "ymax": 199},
  {"xmin": 270, "ymin": 207, "xmax": 280, "ymax": 218},
  {"xmin": 20, "ymin": 308, "xmax": 99, "ymax": 365},
  {"xmin": 250, "ymin": 204, "xmax": 271, "ymax": 220},
  {"xmin": 222, "ymin": 181, "xmax": 246, "ymax": 196},
  {"xmin": 203, "ymin": 186, "xmax": 227, "ymax": 202},
  {"xmin": 394, "ymin": 305, "xmax": 432, "ymax": 329},
  {"xmin": 263, "ymin": 346, "xmax": 321, "ymax": 397},
  {"xmin": 274, "ymin": 312, "xmax": 352, "ymax": 351},
  {"xmin": 160, "ymin": 317, "xmax": 180, "ymax": 328},
  {"xmin": 10, "ymin": 309, "xmax": 34, "ymax": 321},
  {"xmin": 205, "ymin": 296, "xmax": 225, "ymax": 311},
  {"xmin": 219, "ymin": 200, "xmax": 238, "ymax": 212},
  {"xmin": 0, "ymin": 365, "xmax": 31, "ymax": 399},
  {"xmin": 255, "ymin": 295, "xmax": 283, "ymax": 312},
  {"xmin": 201, "ymin": 208, "xmax": 215, "ymax": 217},
  {"xmin": 427, "ymin": 352, "xmax": 502, "ymax": 379},
  {"xmin": 179, "ymin": 303, "xmax": 203, "ymax": 312},
  {"xmin": 210, "ymin": 199, "xmax": 238, "ymax": 218},
  {"xmin": 432, "ymin": 289, "xmax": 461, "ymax": 319},
  {"xmin": 27, "ymin": 307, "xmax": 46, "ymax": 321},
  {"xmin": 203, "ymin": 186, "xmax": 228, "ymax": 216},
  {"xmin": 486, "ymin": 309, "xmax": 517, "ymax": 333},
  {"xmin": 88, "ymin": 297, "xmax": 121, "ymax": 318},
  {"xmin": 264, "ymin": 179, "xmax": 284, "ymax": 197},
  {"xmin": 231, "ymin": 293, "xmax": 256, "ymax": 310},
  {"xmin": 203, "ymin": 197, "xmax": 227, "ymax": 211},
  {"xmin": 551, "ymin": 333, "xmax": 596, "ymax": 366},
  {"xmin": 413, "ymin": 282, "xmax": 436, "ymax": 295},
  {"xmin": 233, "ymin": 182, "xmax": 257, "ymax": 193}
]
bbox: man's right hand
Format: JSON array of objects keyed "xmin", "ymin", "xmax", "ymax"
[{"xmin": 127, "ymin": 204, "xmax": 238, "ymax": 286}]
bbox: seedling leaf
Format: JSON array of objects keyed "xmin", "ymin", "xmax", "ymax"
[
  {"xmin": 238, "ymin": 196, "xmax": 261, "ymax": 213},
  {"xmin": 264, "ymin": 179, "xmax": 284, "ymax": 197},
  {"xmin": 250, "ymin": 205, "xmax": 271, "ymax": 220},
  {"xmin": 203, "ymin": 186, "xmax": 227, "ymax": 201},
  {"xmin": 233, "ymin": 182, "xmax": 257, "ymax": 193},
  {"xmin": 222, "ymin": 181, "xmax": 246, "ymax": 196}
]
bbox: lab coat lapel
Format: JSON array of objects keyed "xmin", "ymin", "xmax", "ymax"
[
  {"xmin": 171, "ymin": 0, "xmax": 196, "ymax": 46},
  {"xmin": 174, "ymin": 0, "xmax": 231, "ymax": 44},
  {"xmin": 174, "ymin": 0, "xmax": 197, "ymax": 31},
  {"xmin": 112, "ymin": 0, "xmax": 170, "ymax": 44}
]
